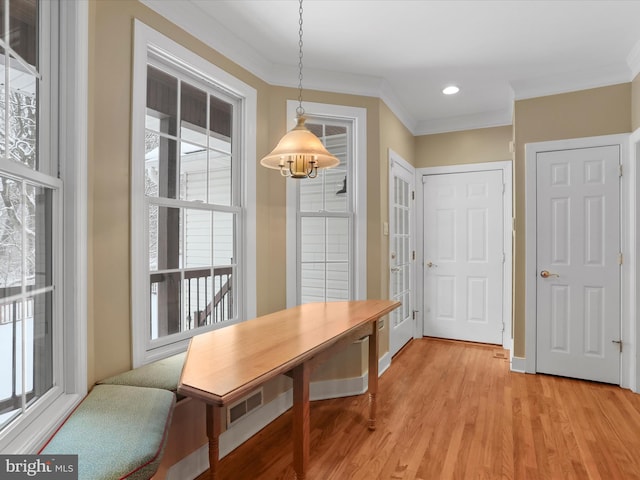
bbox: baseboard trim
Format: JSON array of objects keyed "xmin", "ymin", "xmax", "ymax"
[
  {"xmin": 511, "ymin": 356, "xmax": 526, "ymax": 373},
  {"xmin": 165, "ymin": 354, "xmax": 391, "ymax": 479}
]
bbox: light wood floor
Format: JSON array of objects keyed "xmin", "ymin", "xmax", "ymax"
[{"xmin": 197, "ymin": 338, "xmax": 640, "ymax": 479}]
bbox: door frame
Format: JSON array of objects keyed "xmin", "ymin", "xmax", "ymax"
[
  {"xmin": 633, "ymin": 128, "xmax": 640, "ymax": 393},
  {"xmin": 524, "ymin": 133, "xmax": 633, "ymax": 390},
  {"xmin": 388, "ymin": 149, "xmax": 417, "ymax": 354},
  {"xmin": 417, "ymin": 160, "xmax": 513, "ymax": 352}
]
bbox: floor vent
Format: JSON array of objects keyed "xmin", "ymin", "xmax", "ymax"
[{"xmin": 227, "ymin": 388, "xmax": 263, "ymax": 427}]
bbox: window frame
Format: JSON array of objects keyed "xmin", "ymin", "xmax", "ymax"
[
  {"xmin": 0, "ymin": 0, "xmax": 88, "ymax": 453},
  {"xmin": 131, "ymin": 21, "xmax": 256, "ymax": 366},
  {"xmin": 285, "ymin": 101, "xmax": 367, "ymax": 306}
]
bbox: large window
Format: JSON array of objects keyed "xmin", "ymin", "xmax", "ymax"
[
  {"xmin": 0, "ymin": 0, "xmax": 87, "ymax": 452},
  {"xmin": 132, "ymin": 22, "xmax": 256, "ymax": 365},
  {"xmin": 286, "ymin": 102, "xmax": 367, "ymax": 305}
]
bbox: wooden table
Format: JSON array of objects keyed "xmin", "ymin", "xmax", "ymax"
[{"xmin": 177, "ymin": 300, "xmax": 401, "ymax": 480}]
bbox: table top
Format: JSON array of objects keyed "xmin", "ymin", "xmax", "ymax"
[{"xmin": 177, "ymin": 300, "xmax": 400, "ymax": 405}]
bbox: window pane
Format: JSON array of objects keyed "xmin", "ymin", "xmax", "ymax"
[
  {"xmin": 180, "ymin": 82, "xmax": 207, "ymax": 147},
  {"xmin": 146, "ymin": 66, "xmax": 177, "ymax": 137},
  {"xmin": 9, "ymin": 0, "xmax": 38, "ymax": 68},
  {"xmin": 0, "ymin": 292, "xmax": 52, "ymax": 430},
  {"xmin": 183, "ymin": 268, "xmax": 212, "ymax": 330},
  {"xmin": 213, "ymin": 212, "xmax": 234, "ymax": 266},
  {"xmin": 208, "ymin": 149, "xmax": 231, "ymax": 206},
  {"xmin": 301, "ymin": 263, "xmax": 325, "ymax": 303},
  {"xmin": 145, "ymin": 135, "xmax": 177, "ymax": 199},
  {"xmin": 30, "ymin": 291, "xmax": 53, "ymax": 401},
  {"xmin": 0, "ymin": 176, "xmax": 22, "ymax": 295},
  {"xmin": 211, "ymin": 266, "xmax": 233, "ymax": 323},
  {"xmin": 0, "ymin": 297, "xmax": 22, "ymax": 429},
  {"xmin": 1, "ymin": 60, "xmax": 38, "ymax": 169},
  {"xmin": 184, "ymin": 209, "xmax": 211, "ymax": 268},
  {"xmin": 209, "ymin": 95, "xmax": 232, "ymax": 140},
  {"xmin": 25, "ymin": 185, "xmax": 52, "ymax": 291},
  {"xmin": 326, "ymin": 217, "xmax": 349, "ymax": 262},
  {"xmin": 144, "ymin": 131, "xmax": 160, "ymax": 197},
  {"xmin": 149, "ymin": 205, "xmax": 182, "ymax": 271},
  {"xmin": 326, "ymin": 263, "xmax": 349, "ymax": 301},
  {"xmin": 180, "ymin": 141, "xmax": 207, "ymax": 202},
  {"xmin": 299, "ymin": 176, "xmax": 323, "ymax": 212},
  {"xmin": 150, "ymin": 271, "xmax": 181, "ymax": 338},
  {"xmin": 301, "ymin": 217, "xmax": 325, "ymax": 263}
]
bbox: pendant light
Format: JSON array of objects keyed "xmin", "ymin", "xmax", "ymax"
[{"xmin": 260, "ymin": 0, "xmax": 340, "ymax": 178}]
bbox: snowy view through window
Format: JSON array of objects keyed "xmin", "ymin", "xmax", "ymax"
[{"xmin": 0, "ymin": 68, "xmax": 51, "ymax": 428}]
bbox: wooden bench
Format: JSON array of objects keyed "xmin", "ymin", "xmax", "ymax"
[{"xmin": 39, "ymin": 384, "xmax": 175, "ymax": 480}]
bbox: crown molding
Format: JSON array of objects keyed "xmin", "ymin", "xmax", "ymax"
[
  {"xmin": 139, "ymin": 0, "xmax": 274, "ymax": 81},
  {"xmin": 415, "ymin": 108, "xmax": 513, "ymax": 136},
  {"xmin": 511, "ymin": 63, "xmax": 632, "ymax": 101},
  {"xmin": 628, "ymin": 38, "xmax": 640, "ymax": 79}
]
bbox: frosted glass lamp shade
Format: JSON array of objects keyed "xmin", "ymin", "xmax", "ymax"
[{"xmin": 260, "ymin": 116, "xmax": 340, "ymax": 178}]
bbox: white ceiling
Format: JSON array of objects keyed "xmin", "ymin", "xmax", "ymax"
[{"xmin": 143, "ymin": 0, "xmax": 640, "ymax": 135}]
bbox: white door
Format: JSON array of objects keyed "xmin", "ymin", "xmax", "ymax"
[
  {"xmin": 423, "ymin": 170, "xmax": 504, "ymax": 344},
  {"xmin": 389, "ymin": 154, "xmax": 415, "ymax": 356},
  {"xmin": 536, "ymin": 146, "xmax": 620, "ymax": 384}
]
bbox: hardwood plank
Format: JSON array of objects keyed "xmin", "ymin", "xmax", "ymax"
[{"xmin": 197, "ymin": 338, "xmax": 640, "ymax": 480}]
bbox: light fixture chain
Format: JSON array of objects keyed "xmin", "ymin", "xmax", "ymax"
[{"xmin": 297, "ymin": 0, "xmax": 305, "ymax": 117}]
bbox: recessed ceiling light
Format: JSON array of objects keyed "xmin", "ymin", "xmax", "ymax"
[{"xmin": 442, "ymin": 85, "xmax": 460, "ymax": 95}]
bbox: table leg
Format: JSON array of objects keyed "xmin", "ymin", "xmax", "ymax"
[
  {"xmin": 206, "ymin": 404, "xmax": 222, "ymax": 480},
  {"xmin": 292, "ymin": 362, "xmax": 310, "ymax": 480},
  {"xmin": 368, "ymin": 319, "xmax": 379, "ymax": 431}
]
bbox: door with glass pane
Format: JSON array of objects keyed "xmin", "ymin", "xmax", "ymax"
[{"xmin": 389, "ymin": 154, "xmax": 415, "ymax": 356}]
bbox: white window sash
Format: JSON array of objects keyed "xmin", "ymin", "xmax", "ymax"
[
  {"xmin": 286, "ymin": 101, "xmax": 367, "ymax": 307},
  {"xmin": 131, "ymin": 21, "xmax": 256, "ymax": 367},
  {"xmin": 0, "ymin": 0, "xmax": 88, "ymax": 453}
]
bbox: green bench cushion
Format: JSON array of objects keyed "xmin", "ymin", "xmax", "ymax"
[
  {"xmin": 40, "ymin": 384, "xmax": 175, "ymax": 480},
  {"xmin": 97, "ymin": 352, "xmax": 186, "ymax": 392}
]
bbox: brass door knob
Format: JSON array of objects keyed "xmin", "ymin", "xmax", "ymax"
[{"xmin": 540, "ymin": 270, "xmax": 559, "ymax": 278}]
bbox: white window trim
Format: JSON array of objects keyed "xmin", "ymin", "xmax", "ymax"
[
  {"xmin": 131, "ymin": 21, "xmax": 256, "ymax": 367},
  {"xmin": 0, "ymin": 0, "xmax": 88, "ymax": 453},
  {"xmin": 285, "ymin": 101, "xmax": 367, "ymax": 306}
]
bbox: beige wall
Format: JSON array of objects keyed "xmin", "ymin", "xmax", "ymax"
[
  {"xmin": 512, "ymin": 83, "xmax": 632, "ymax": 357},
  {"xmin": 89, "ymin": 1, "xmax": 411, "ymax": 385},
  {"xmin": 633, "ymin": 73, "xmax": 640, "ymax": 131},
  {"xmin": 415, "ymin": 126, "xmax": 512, "ymax": 168},
  {"xmin": 89, "ymin": 0, "xmax": 272, "ymax": 384}
]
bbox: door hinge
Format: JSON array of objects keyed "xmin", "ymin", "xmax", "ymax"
[
  {"xmin": 619, "ymin": 164, "xmax": 623, "ymax": 177},
  {"xmin": 501, "ymin": 252, "xmax": 506, "ymax": 263},
  {"xmin": 502, "ymin": 183, "xmax": 506, "ymax": 194},
  {"xmin": 412, "ymin": 190, "xmax": 415, "ymax": 200},
  {"xmin": 502, "ymin": 322, "xmax": 505, "ymax": 333},
  {"xmin": 619, "ymin": 252, "xmax": 624, "ymax": 265},
  {"xmin": 412, "ymin": 310, "xmax": 419, "ymax": 320},
  {"xmin": 412, "ymin": 250, "xmax": 416, "ymax": 261},
  {"xmin": 612, "ymin": 339, "xmax": 622, "ymax": 353}
]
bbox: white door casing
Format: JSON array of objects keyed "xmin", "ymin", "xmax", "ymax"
[
  {"xmin": 389, "ymin": 150, "xmax": 415, "ymax": 356},
  {"xmin": 423, "ymin": 169, "xmax": 504, "ymax": 345},
  {"xmin": 535, "ymin": 146, "xmax": 621, "ymax": 383}
]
